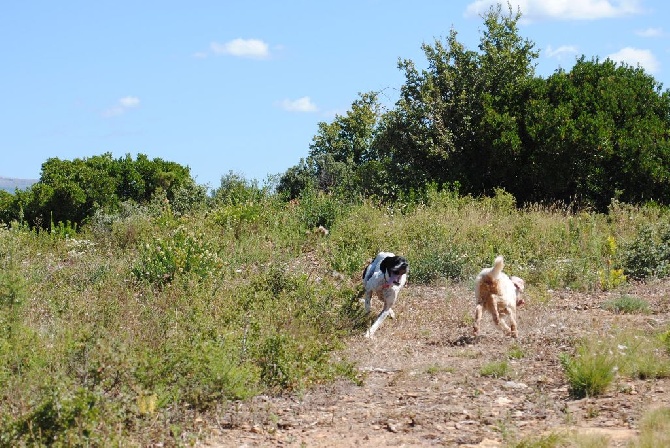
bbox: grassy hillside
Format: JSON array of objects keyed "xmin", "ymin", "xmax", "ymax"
[{"xmin": 1, "ymin": 189, "xmax": 669, "ymax": 445}]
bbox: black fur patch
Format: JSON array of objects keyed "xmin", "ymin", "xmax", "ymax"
[{"xmin": 380, "ymin": 256, "xmax": 409, "ymax": 277}]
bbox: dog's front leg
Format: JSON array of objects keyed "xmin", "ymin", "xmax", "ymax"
[
  {"xmin": 365, "ymin": 309, "xmax": 390, "ymax": 338},
  {"xmin": 508, "ymin": 307, "xmax": 518, "ymax": 338},
  {"xmin": 365, "ymin": 291, "xmax": 397, "ymax": 338}
]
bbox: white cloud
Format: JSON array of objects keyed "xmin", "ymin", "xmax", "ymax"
[
  {"xmin": 545, "ymin": 44, "xmax": 579, "ymax": 60},
  {"xmin": 279, "ymin": 97, "xmax": 318, "ymax": 113},
  {"xmin": 465, "ymin": 0, "xmax": 642, "ymax": 22},
  {"xmin": 119, "ymin": 96, "xmax": 140, "ymax": 108},
  {"xmin": 607, "ymin": 47, "xmax": 659, "ymax": 73},
  {"xmin": 636, "ymin": 27, "xmax": 663, "ymax": 37},
  {"xmin": 102, "ymin": 96, "xmax": 140, "ymax": 118},
  {"xmin": 210, "ymin": 38, "xmax": 269, "ymax": 59}
]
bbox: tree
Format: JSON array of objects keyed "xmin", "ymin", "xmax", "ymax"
[
  {"xmin": 1, "ymin": 153, "xmax": 196, "ymax": 229},
  {"xmin": 520, "ymin": 57, "xmax": 670, "ymax": 210},
  {"xmin": 278, "ymin": 4, "xmax": 670, "ymax": 209},
  {"xmin": 375, "ymin": 3, "xmax": 537, "ymax": 196}
]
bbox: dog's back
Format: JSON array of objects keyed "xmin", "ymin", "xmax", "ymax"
[
  {"xmin": 475, "ymin": 256, "xmax": 505, "ymax": 302},
  {"xmin": 362, "ymin": 251, "xmax": 395, "ymax": 283}
]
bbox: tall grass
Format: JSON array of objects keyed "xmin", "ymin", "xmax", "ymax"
[{"xmin": 0, "ymin": 189, "xmax": 668, "ymax": 444}]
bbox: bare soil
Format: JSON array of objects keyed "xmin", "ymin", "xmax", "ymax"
[{"xmin": 200, "ymin": 279, "xmax": 670, "ymax": 447}]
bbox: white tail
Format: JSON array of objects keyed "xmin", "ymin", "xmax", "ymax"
[{"xmin": 491, "ymin": 255, "xmax": 504, "ymax": 278}]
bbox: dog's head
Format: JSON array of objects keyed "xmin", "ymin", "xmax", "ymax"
[
  {"xmin": 380, "ymin": 255, "xmax": 409, "ymax": 284},
  {"xmin": 511, "ymin": 276, "xmax": 525, "ymax": 306}
]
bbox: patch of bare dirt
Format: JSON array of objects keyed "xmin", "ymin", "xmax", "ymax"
[{"xmin": 200, "ymin": 280, "xmax": 670, "ymax": 447}]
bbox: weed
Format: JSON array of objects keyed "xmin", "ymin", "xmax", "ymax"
[{"xmin": 615, "ymin": 331, "xmax": 670, "ymax": 380}]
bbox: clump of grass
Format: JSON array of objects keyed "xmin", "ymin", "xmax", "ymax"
[
  {"xmin": 629, "ymin": 407, "xmax": 670, "ymax": 448},
  {"xmin": 425, "ymin": 364, "xmax": 455, "ymax": 376},
  {"xmin": 131, "ymin": 224, "xmax": 223, "ymax": 286},
  {"xmin": 615, "ymin": 331, "xmax": 670, "ymax": 380},
  {"xmin": 510, "ymin": 430, "xmax": 611, "ymax": 447},
  {"xmin": 600, "ymin": 294, "xmax": 650, "ymax": 314},
  {"xmin": 560, "ymin": 341, "xmax": 617, "ymax": 399},
  {"xmin": 507, "ymin": 344, "xmax": 525, "ymax": 360},
  {"xmin": 480, "ymin": 360, "xmax": 510, "ymax": 379},
  {"xmin": 509, "ymin": 431, "xmax": 566, "ymax": 447},
  {"xmin": 661, "ymin": 329, "xmax": 670, "ymax": 353}
]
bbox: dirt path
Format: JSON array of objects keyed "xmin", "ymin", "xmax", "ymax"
[{"xmin": 200, "ymin": 281, "xmax": 670, "ymax": 447}]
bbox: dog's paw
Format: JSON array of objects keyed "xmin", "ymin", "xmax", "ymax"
[
  {"xmin": 364, "ymin": 330, "xmax": 374, "ymax": 339},
  {"xmin": 388, "ymin": 309, "xmax": 396, "ymax": 319}
]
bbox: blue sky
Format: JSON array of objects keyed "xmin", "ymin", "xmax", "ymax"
[{"xmin": 2, "ymin": 0, "xmax": 669, "ymax": 189}]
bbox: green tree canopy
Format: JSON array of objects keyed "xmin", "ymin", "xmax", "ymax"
[
  {"xmin": 279, "ymin": 4, "xmax": 670, "ymax": 211},
  {"xmin": 3, "ymin": 153, "xmax": 195, "ymax": 229}
]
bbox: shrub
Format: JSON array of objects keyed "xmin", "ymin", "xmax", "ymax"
[
  {"xmin": 410, "ymin": 248, "xmax": 466, "ymax": 283},
  {"xmin": 131, "ymin": 225, "xmax": 222, "ymax": 286},
  {"xmin": 134, "ymin": 338, "xmax": 259, "ymax": 410},
  {"xmin": 621, "ymin": 224, "xmax": 670, "ymax": 280},
  {"xmin": 3, "ymin": 386, "xmax": 100, "ymax": 446}
]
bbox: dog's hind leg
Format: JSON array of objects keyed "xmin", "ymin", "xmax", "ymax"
[
  {"xmin": 363, "ymin": 290, "xmax": 373, "ymax": 313},
  {"xmin": 491, "ymin": 299, "xmax": 512, "ymax": 335},
  {"xmin": 473, "ymin": 303, "xmax": 484, "ymax": 335}
]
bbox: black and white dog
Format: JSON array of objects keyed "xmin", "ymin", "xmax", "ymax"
[{"xmin": 362, "ymin": 252, "xmax": 409, "ymax": 338}]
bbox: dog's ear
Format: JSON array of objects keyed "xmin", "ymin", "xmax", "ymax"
[
  {"xmin": 379, "ymin": 256, "xmax": 392, "ymax": 275},
  {"xmin": 511, "ymin": 276, "xmax": 525, "ymax": 292}
]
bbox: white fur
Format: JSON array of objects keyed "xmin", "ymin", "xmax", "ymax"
[
  {"xmin": 473, "ymin": 255, "xmax": 525, "ymax": 338},
  {"xmin": 362, "ymin": 252, "xmax": 408, "ymax": 338}
]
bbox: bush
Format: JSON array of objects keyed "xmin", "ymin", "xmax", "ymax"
[
  {"xmin": 3, "ymin": 386, "xmax": 100, "ymax": 446},
  {"xmin": 131, "ymin": 225, "xmax": 222, "ymax": 286},
  {"xmin": 621, "ymin": 224, "xmax": 670, "ymax": 280}
]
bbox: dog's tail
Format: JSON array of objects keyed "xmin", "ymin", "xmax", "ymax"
[{"xmin": 491, "ymin": 255, "xmax": 504, "ymax": 278}]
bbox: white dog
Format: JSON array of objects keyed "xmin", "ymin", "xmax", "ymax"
[
  {"xmin": 473, "ymin": 255, "xmax": 525, "ymax": 338},
  {"xmin": 362, "ymin": 252, "xmax": 409, "ymax": 338}
]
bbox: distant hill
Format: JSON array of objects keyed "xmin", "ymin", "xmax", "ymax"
[{"xmin": 0, "ymin": 177, "xmax": 37, "ymax": 193}]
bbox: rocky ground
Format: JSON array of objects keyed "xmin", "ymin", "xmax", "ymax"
[{"xmin": 199, "ymin": 279, "xmax": 670, "ymax": 447}]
